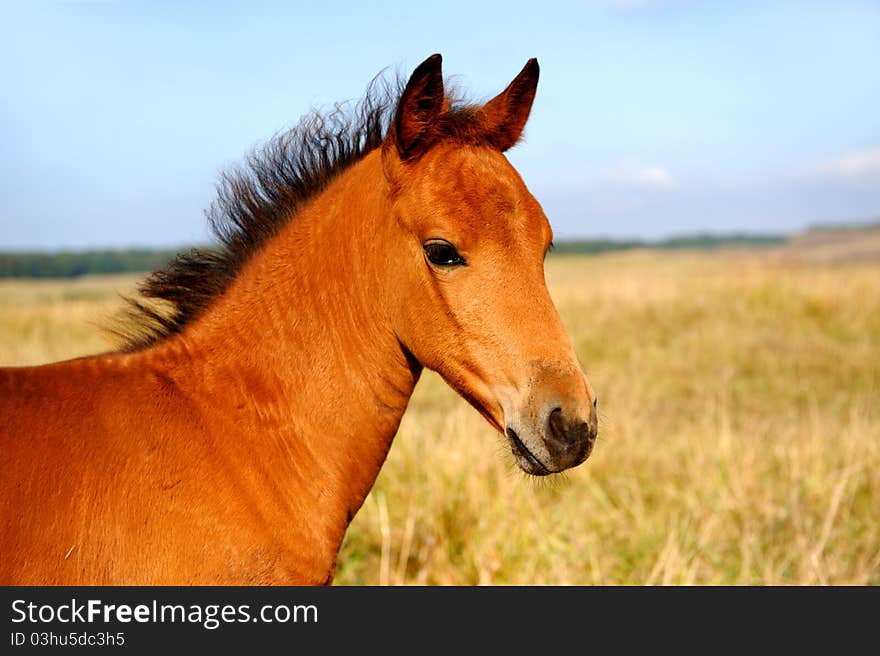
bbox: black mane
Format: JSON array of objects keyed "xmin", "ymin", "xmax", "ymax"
[
  {"xmin": 117, "ymin": 73, "xmax": 484, "ymax": 351},
  {"xmin": 117, "ymin": 75, "xmax": 402, "ymax": 350}
]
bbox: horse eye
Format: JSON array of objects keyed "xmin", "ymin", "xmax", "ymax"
[{"xmin": 424, "ymin": 240, "xmax": 466, "ymax": 267}]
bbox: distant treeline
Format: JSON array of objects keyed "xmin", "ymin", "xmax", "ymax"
[
  {"xmin": 0, "ymin": 249, "xmax": 182, "ymax": 279},
  {"xmin": 0, "ymin": 233, "xmax": 788, "ymax": 278},
  {"xmin": 806, "ymin": 218, "xmax": 880, "ymax": 232},
  {"xmin": 551, "ymin": 232, "xmax": 785, "ymax": 255}
]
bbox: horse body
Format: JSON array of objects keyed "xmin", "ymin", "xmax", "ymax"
[
  {"xmin": 2, "ymin": 151, "xmax": 415, "ymax": 584},
  {"xmin": 1, "ymin": 55, "xmax": 598, "ymax": 584}
]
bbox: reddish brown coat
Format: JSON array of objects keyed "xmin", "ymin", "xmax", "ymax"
[{"xmin": 0, "ymin": 55, "xmax": 597, "ymax": 585}]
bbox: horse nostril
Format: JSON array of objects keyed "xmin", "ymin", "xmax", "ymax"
[
  {"xmin": 547, "ymin": 407, "xmax": 596, "ymax": 452},
  {"xmin": 548, "ymin": 407, "xmax": 565, "ymax": 442}
]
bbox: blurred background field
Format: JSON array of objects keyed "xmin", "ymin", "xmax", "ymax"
[{"xmin": 2, "ymin": 237, "xmax": 878, "ymax": 585}]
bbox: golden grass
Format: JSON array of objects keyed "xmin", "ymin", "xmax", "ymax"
[
  {"xmin": 0, "ymin": 275, "xmax": 137, "ymax": 365},
  {"xmin": 1, "ymin": 251, "xmax": 878, "ymax": 585}
]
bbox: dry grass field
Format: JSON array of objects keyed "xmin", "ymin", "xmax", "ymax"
[{"xmin": 1, "ymin": 247, "xmax": 878, "ymax": 585}]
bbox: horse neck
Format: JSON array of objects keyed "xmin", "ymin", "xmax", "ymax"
[{"xmin": 160, "ymin": 148, "xmax": 419, "ymax": 528}]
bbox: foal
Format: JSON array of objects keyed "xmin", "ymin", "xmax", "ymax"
[{"xmin": 0, "ymin": 54, "xmax": 597, "ymax": 584}]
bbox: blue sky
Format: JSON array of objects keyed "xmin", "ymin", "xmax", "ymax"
[{"xmin": 2, "ymin": 0, "xmax": 879, "ymax": 249}]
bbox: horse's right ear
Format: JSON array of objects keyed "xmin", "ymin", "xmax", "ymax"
[
  {"xmin": 477, "ymin": 58, "xmax": 539, "ymax": 152},
  {"xmin": 392, "ymin": 53, "xmax": 445, "ymax": 160}
]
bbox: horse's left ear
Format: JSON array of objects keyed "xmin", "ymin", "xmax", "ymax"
[
  {"xmin": 478, "ymin": 58, "xmax": 540, "ymax": 152},
  {"xmin": 393, "ymin": 53, "xmax": 446, "ymax": 160}
]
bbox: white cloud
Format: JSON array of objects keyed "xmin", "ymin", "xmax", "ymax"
[
  {"xmin": 600, "ymin": 162, "xmax": 676, "ymax": 189},
  {"xmin": 812, "ymin": 148, "xmax": 880, "ymax": 183}
]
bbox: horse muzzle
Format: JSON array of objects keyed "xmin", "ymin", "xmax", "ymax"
[{"xmin": 505, "ymin": 403, "xmax": 597, "ymax": 476}]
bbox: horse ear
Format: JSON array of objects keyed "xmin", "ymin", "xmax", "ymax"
[
  {"xmin": 393, "ymin": 53, "xmax": 445, "ymax": 160},
  {"xmin": 478, "ymin": 58, "xmax": 539, "ymax": 152}
]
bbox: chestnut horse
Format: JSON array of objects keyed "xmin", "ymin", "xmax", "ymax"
[{"xmin": 0, "ymin": 54, "xmax": 597, "ymax": 585}]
